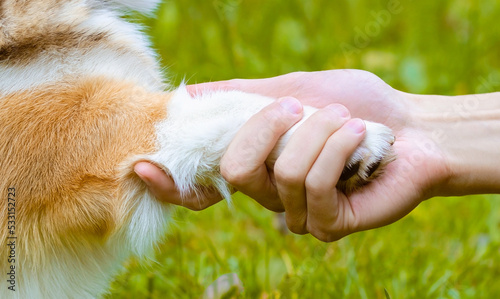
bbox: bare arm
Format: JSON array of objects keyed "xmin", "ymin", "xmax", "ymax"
[{"xmin": 411, "ymin": 92, "xmax": 500, "ymax": 196}]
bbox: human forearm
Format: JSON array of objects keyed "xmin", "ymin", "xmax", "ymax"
[{"xmin": 411, "ymin": 92, "xmax": 500, "ymax": 196}]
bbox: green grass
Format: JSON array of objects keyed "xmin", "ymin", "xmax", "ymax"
[{"xmin": 106, "ymin": 0, "xmax": 500, "ymax": 298}]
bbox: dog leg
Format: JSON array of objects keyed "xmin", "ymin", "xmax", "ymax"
[{"xmin": 147, "ymin": 87, "xmax": 396, "ymax": 198}]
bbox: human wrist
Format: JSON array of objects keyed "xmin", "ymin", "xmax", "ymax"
[{"xmin": 410, "ymin": 92, "xmax": 500, "ymax": 196}]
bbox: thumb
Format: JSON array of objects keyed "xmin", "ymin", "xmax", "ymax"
[
  {"xmin": 134, "ymin": 162, "xmax": 179, "ymax": 201},
  {"xmin": 134, "ymin": 162, "xmax": 223, "ymax": 210}
]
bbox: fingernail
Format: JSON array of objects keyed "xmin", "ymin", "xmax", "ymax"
[
  {"xmin": 345, "ymin": 119, "xmax": 366, "ymax": 134},
  {"xmin": 327, "ymin": 104, "xmax": 350, "ymax": 118},
  {"xmin": 279, "ymin": 97, "xmax": 302, "ymax": 115}
]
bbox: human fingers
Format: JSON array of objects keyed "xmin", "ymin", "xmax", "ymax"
[
  {"xmin": 304, "ymin": 119, "xmax": 366, "ymax": 242},
  {"xmin": 220, "ymin": 97, "xmax": 303, "ymax": 212},
  {"xmin": 134, "ymin": 162, "xmax": 222, "ymax": 211},
  {"xmin": 273, "ymin": 104, "xmax": 351, "ymax": 234}
]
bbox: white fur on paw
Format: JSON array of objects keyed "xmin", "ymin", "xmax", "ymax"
[{"xmin": 336, "ymin": 121, "xmax": 396, "ymax": 193}]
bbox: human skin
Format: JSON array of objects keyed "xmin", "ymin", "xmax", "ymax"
[{"xmin": 134, "ymin": 70, "xmax": 500, "ymax": 242}]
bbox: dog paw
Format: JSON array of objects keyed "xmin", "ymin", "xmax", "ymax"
[{"xmin": 336, "ymin": 121, "xmax": 396, "ymax": 193}]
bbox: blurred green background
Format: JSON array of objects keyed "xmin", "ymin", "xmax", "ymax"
[{"xmin": 106, "ymin": 0, "xmax": 500, "ymax": 298}]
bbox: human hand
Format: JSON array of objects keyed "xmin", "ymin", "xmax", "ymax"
[
  {"xmin": 185, "ymin": 70, "xmax": 450, "ymax": 241},
  {"xmin": 137, "ymin": 70, "xmax": 500, "ymax": 241},
  {"xmin": 135, "ymin": 70, "xmax": 448, "ymax": 239}
]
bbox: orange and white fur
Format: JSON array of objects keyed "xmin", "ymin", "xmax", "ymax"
[{"xmin": 0, "ymin": 0, "xmax": 395, "ymax": 298}]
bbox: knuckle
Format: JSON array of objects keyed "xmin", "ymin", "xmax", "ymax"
[
  {"xmin": 323, "ymin": 135, "xmax": 353, "ymax": 159},
  {"xmin": 220, "ymin": 143, "xmax": 260, "ymax": 183},
  {"xmin": 304, "ymin": 174, "xmax": 329, "ymax": 197},
  {"xmin": 262, "ymin": 108, "xmax": 281, "ymax": 123},
  {"xmin": 315, "ymin": 110, "xmax": 336, "ymax": 125},
  {"xmin": 274, "ymin": 160, "xmax": 303, "ymax": 187},
  {"xmin": 315, "ymin": 109, "xmax": 345, "ymax": 128},
  {"xmin": 220, "ymin": 164, "xmax": 249, "ymax": 187},
  {"xmin": 262, "ymin": 109, "xmax": 289, "ymax": 132},
  {"xmin": 220, "ymin": 157, "xmax": 253, "ymax": 187},
  {"xmin": 262, "ymin": 104, "xmax": 299, "ymax": 132}
]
